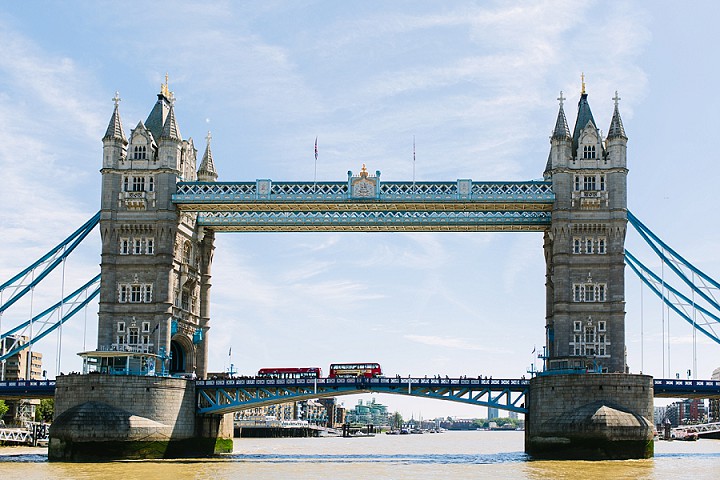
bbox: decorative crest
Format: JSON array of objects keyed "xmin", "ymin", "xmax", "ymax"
[
  {"xmin": 206, "ymin": 131, "xmax": 212, "ymax": 146},
  {"xmin": 112, "ymin": 91, "xmax": 121, "ymax": 107},
  {"xmin": 557, "ymin": 91, "xmax": 565, "ymax": 108},
  {"xmin": 613, "ymin": 91, "xmax": 621, "ymax": 107},
  {"xmin": 360, "ymin": 164, "xmax": 369, "ymax": 177},
  {"xmin": 160, "ymin": 73, "xmax": 175, "ymax": 103}
]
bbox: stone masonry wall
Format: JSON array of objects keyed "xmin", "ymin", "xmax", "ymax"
[{"xmin": 54, "ymin": 374, "xmax": 197, "ymax": 438}]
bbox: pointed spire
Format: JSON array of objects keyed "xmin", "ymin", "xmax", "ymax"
[
  {"xmin": 103, "ymin": 91, "xmax": 128, "ymax": 144},
  {"xmin": 197, "ymin": 131, "xmax": 218, "ymax": 181},
  {"xmin": 607, "ymin": 91, "xmax": 627, "ymax": 140},
  {"xmin": 552, "ymin": 91, "xmax": 571, "ymax": 140},
  {"xmin": 160, "ymin": 104, "xmax": 182, "ymax": 141},
  {"xmin": 572, "ymin": 76, "xmax": 597, "ymax": 155}
]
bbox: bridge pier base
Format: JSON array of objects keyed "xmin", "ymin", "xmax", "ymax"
[
  {"xmin": 48, "ymin": 374, "xmax": 233, "ymax": 461},
  {"xmin": 525, "ymin": 373, "xmax": 654, "ymax": 460}
]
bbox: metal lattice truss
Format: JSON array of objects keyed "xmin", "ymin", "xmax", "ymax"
[
  {"xmin": 626, "ymin": 211, "xmax": 720, "ymax": 345},
  {"xmin": 0, "ymin": 428, "xmax": 32, "ymax": 444},
  {"xmin": 173, "ymin": 180, "xmax": 554, "ymax": 232},
  {"xmin": 674, "ymin": 422, "xmax": 720, "ymax": 437},
  {"xmin": 196, "ymin": 377, "xmax": 529, "ymax": 415}
]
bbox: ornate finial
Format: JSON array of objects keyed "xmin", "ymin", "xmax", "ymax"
[
  {"xmin": 160, "ymin": 73, "xmax": 171, "ymax": 99},
  {"xmin": 557, "ymin": 91, "xmax": 565, "ymax": 108},
  {"xmin": 112, "ymin": 91, "xmax": 121, "ymax": 107},
  {"xmin": 206, "ymin": 131, "xmax": 212, "ymax": 145},
  {"xmin": 360, "ymin": 164, "xmax": 368, "ymax": 177},
  {"xmin": 581, "ymin": 72, "xmax": 586, "ymax": 95},
  {"xmin": 613, "ymin": 91, "xmax": 621, "ymax": 107}
]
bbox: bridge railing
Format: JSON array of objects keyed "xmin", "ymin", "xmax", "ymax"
[{"xmin": 196, "ymin": 377, "xmax": 529, "ymax": 389}]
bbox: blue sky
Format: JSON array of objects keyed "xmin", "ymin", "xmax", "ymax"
[{"xmin": 1, "ymin": 1, "xmax": 719, "ymax": 418}]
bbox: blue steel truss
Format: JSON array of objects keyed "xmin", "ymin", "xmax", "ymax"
[
  {"xmin": 196, "ymin": 377, "xmax": 529, "ymax": 415},
  {"xmin": 172, "ymin": 179, "xmax": 554, "ymax": 232},
  {"xmin": 175, "ymin": 180, "xmax": 554, "ymax": 202}
]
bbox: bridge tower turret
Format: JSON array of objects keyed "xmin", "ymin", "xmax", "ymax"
[
  {"xmin": 97, "ymin": 79, "xmax": 215, "ymax": 378},
  {"xmin": 542, "ymin": 79, "xmax": 628, "ymax": 374}
]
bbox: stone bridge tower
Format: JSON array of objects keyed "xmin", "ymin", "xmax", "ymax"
[
  {"xmin": 543, "ymin": 81, "xmax": 628, "ymax": 374},
  {"xmin": 98, "ymin": 81, "xmax": 217, "ymax": 378}
]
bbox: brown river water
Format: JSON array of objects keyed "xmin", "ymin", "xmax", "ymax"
[{"xmin": 1, "ymin": 431, "xmax": 719, "ymax": 479}]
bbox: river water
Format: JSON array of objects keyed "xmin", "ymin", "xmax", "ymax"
[{"xmin": 1, "ymin": 431, "xmax": 719, "ymax": 479}]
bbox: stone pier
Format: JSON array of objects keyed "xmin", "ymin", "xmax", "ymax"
[
  {"xmin": 525, "ymin": 373, "xmax": 654, "ymax": 460},
  {"xmin": 49, "ymin": 374, "xmax": 233, "ymax": 461}
]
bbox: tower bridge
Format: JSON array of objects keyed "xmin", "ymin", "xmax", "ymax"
[{"xmin": 3, "ymin": 78, "xmax": 719, "ymax": 461}]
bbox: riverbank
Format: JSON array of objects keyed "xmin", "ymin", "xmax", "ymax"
[{"xmin": 0, "ymin": 445, "xmax": 47, "ymax": 456}]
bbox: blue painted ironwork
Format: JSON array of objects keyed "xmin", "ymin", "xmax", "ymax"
[
  {"xmin": 196, "ymin": 210, "xmax": 552, "ymax": 229},
  {"xmin": 193, "ymin": 328, "xmax": 203, "ymax": 345},
  {"xmin": 195, "ymin": 377, "xmax": 529, "ymax": 415},
  {"xmin": 0, "ymin": 380, "xmax": 55, "ymax": 399},
  {"xmin": 0, "ymin": 212, "xmax": 100, "ymax": 314},
  {"xmin": 2, "ymin": 274, "xmax": 101, "ymax": 341},
  {"xmin": 625, "ymin": 251, "xmax": 720, "ymax": 346},
  {"xmin": 0, "ymin": 280, "xmax": 100, "ymax": 362},
  {"xmin": 4, "ymin": 377, "xmax": 718, "ymax": 403},
  {"xmin": 628, "ymin": 211, "xmax": 720, "ymax": 313},
  {"xmin": 653, "ymin": 378, "xmax": 720, "ymax": 398},
  {"xmin": 174, "ymin": 180, "xmax": 554, "ymax": 203},
  {"xmin": 172, "ymin": 179, "xmax": 554, "ymax": 231}
]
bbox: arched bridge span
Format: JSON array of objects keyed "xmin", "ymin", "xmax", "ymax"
[{"xmin": 196, "ymin": 377, "xmax": 530, "ymax": 415}]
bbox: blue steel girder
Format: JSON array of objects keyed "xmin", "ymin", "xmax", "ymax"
[
  {"xmin": 172, "ymin": 180, "xmax": 554, "ymax": 232},
  {"xmin": 195, "ymin": 377, "xmax": 529, "ymax": 415},
  {"xmin": 653, "ymin": 379, "xmax": 720, "ymax": 399}
]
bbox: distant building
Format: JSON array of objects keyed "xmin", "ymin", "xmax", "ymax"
[
  {"xmin": 0, "ymin": 336, "xmax": 43, "ymax": 425},
  {"xmin": 664, "ymin": 399, "xmax": 706, "ymax": 426},
  {"xmin": 709, "ymin": 367, "xmax": 720, "ymax": 422},
  {"xmin": 318, "ymin": 398, "xmax": 345, "ymax": 428},
  {"xmin": 345, "ymin": 398, "xmax": 391, "ymax": 426},
  {"xmin": 1, "ymin": 335, "xmax": 43, "ymax": 381},
  {"xmin": 488, "ymin": 407, "xmax": 499, "ymax": 420}
]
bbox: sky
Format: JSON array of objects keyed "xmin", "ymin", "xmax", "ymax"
[{"xmin": 1, "ymin": 1, "xmax": 720, "ymax": 419}]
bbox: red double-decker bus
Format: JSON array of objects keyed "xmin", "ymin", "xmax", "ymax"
[
  {"xmin": 257, "ymin": 367, "xmax": 322, "ymax": 379},
  {"xmin": 328, "ymin": 363, "xmax": 382, "ymax": 378}
]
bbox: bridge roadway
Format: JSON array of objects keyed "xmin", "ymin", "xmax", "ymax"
[{"xmin": 1, "ymin": 377, "xmax": 719, "ymax": 414}]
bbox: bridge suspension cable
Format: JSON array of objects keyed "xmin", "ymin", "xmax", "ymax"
[
  {"xmin": 0, "ymin": 212, "xmax": 100, "ymax": 314},
  {"xmin": 628, "ymin": 211, "xmax": 720, "ymax": 313},
  {"xmin": 626, "ymin": 211, "xmax": 720, "ymax": 378},
  {"xmin": 0, "ymin": 275, "xmax": 100, "ymax": 363}
]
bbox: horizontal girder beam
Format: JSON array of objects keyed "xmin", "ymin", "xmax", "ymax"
[
  {"xmin": 653, "ymin": 379, "xmax": 720, "ymax": 399},
  {"xmin": 172, "ymin": 180, "xmax": 554, "ymax": 232},
  {"xmin": 196, "ymin": 377, "xmax": 529, "ymax": 415}
]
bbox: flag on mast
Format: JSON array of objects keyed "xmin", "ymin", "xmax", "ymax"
[
  {"xmin": 313, "ymin": 136, "xmax": 318, "ymax": 190},
  {"xmin": 315, "ymin": 136, "xmax": 318, "ymax": 161}
]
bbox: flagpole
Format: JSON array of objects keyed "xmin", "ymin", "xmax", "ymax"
[
  {"xmin": 314, "ymin": 136, "xmax": 318, "ymax": 193},
  {"xmin": 412, "ymin": 135, "xmax": 416, "ymax": 195}
]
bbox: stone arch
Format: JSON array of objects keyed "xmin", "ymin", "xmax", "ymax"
[{"xmin": 170, "ymin": 333, "xmax": 195, "ymax": 374}]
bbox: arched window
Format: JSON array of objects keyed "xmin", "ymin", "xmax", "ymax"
[
  {"xmin": 583, "ymin": 145, "xmax": 596, "ymax": 159},
  {"xmin": 133, "ymin": 145, "xmax": 147, "ymax": 160},
  {"xmin": 183, "ymin": 242, "xmax": 192, "ymax": 264}
]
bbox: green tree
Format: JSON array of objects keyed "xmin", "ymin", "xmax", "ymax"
[
  {"xmin": 0, "ymin": 399, "xmax": 8, "ymax": 422},
  {"xmin": 35, "ymin": 399, "xmax": 54, "ymax": 422},
  {"xmin": 392, "ymin": 411, "xmax": 403, "ymax": 429}
]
